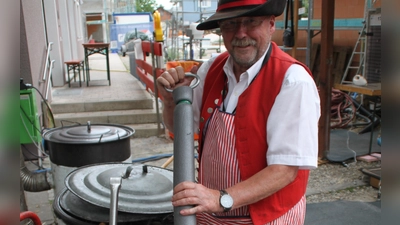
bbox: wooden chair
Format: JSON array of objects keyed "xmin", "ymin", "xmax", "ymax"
[{"xmin": 65, "ymin": 60, "xmax": 85, "ymax": 87}]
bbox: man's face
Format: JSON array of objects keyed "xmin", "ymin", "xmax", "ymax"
[{"xmin": 219, "ymin": 16, "xmax": 276, "ymax": 68}]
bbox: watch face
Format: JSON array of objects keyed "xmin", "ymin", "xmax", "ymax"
[{"xmin": 221, "ymin": 194, "xmax": 233, "ymax": 208}]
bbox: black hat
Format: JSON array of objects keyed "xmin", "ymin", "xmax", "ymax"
[{"xmin": 197, "ymin": 0, "xmax": 287, "ymax": 30}]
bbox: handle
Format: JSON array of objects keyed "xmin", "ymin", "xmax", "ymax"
[
  {"xmin": 109, "ymin": 177, "xmax": 122, "ymax": 225},
  {"xmin": 164, "ymin": 73, "xmax": 200, "ymax": 93}
]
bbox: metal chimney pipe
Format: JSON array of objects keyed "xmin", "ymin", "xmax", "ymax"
[
  {"xmin": 20, "ymin": 149, "xmax": 51, "ymax": 192},
  {"xmin": 172, "ymin": 85, "xmax": 196, "ymax": 225}
]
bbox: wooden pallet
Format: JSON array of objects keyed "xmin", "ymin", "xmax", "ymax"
[{"xmin": 311, "ymin": 44, "xmax": 349, "ymax": 86}]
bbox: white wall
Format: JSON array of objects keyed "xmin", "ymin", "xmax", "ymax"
[{"xmin": 43, "ymin": 0, "xmax": 65, "ymax": 86}]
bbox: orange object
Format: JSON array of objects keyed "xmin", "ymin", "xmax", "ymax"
[
  {"xmin": 168, "ymin": 131, "xmax": 199, "ymax": 141},
  {"xmin": 20, "ymin": 211, "xmax": 42, "ymax": 225},
  {"xmin": 166, "ymin": 61, "xmax": 199, "ymax": 72}
]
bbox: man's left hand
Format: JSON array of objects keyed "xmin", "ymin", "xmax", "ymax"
[{"xmin": 171, "ymin": 181, "xmax": 223, "ymax": 215}]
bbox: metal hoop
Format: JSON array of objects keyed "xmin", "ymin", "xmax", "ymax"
[{"xmin": 164, "ymin": 73, "xmax": 200, "ymax": 93}]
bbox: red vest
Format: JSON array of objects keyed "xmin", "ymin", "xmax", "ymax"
[{"xmin": 198, "ymin": 42, "xmax": 312, "ymax": 224}]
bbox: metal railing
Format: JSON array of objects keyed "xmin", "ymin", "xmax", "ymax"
[
  {"xmin": 41, "ymin": 42, "xmax": 55, "ymax": 100},
  {"xmin": 45, "ymin": 60, "xmax": 55, "ymax": 100},
  {"xmin": 42, "ymin": 42, "xmax": 53, "ymax": 81}
]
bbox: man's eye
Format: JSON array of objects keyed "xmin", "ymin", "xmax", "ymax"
[{"xmin": 248, "ymin": 19, "xmax": 256, "ymax": 24}]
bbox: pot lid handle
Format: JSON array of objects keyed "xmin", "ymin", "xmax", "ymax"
[
  {"xmin": 122, "ymin": 166, "xmax": 133, "ymax": 179},
  {"xmin": 121, "ymin": 165, "xmax": 148, "ymax": 179},
  {"xmin": 87, "ymin": 121, "xmax": 91, "ymax": 132},
  {"xmin": 142, "ymin": 165, "xmax": 148, "ymax": 174}
]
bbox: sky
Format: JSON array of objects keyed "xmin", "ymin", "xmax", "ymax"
[{"xmin": 155, "ymin": 0, "xmax": 174, "ymax": 9}]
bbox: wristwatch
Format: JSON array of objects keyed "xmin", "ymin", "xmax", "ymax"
[{"xmin": 219, "ymin": 190, "xmax": 233, "ymax": 212}]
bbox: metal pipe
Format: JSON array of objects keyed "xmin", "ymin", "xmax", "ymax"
[
  {"xmin": 42, "ymin": 42, "xmax": 53, "ymax": 81},
  {"xmin": 150, "ymin": 40, "xmax": 162, "ymax": 135},
  {"xmin": 41, "ymin": 0, "xmax": 49, "ymax": 47},
  {"xmin": 20, "ymin": 149, "xmax": 51, "ymax": 192},
  {"xmin": 173, "ymin": 86, "xmax": 196, "ymax": 225},
  {"xmin": 306, "ymin": 0, "xmax": 314, "ymax": 67},
  {"xmin": 45, "ymin": 60, "xmax": 55, "ymax": 100},
  {"xmin": 109, "ymin": 177, "xmax": 122, "ymax": 225}
]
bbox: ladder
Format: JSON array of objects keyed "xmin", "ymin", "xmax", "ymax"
[{"xmin": 340, "ymin": 22, "xmax": 367, "ymax": 84}]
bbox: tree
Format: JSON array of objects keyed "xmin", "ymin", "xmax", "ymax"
[{"xmin": 136, "ymin": 0, "xmax": 157, "ymax": 12}]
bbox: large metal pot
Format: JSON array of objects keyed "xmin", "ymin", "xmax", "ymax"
[
  {"xmin": 43, "ymin": 122, "xmax": 134, "ymax": 167},
  {"xmin": 54, "ymin": 163, "xmax": 174, "ymax": 225},
  {"xmin": 42, "ymin": 122, "xmax": 134, "ymax": 196},
  {"xmin": 53, "ymin": 188, "xmax": 172, "ymax": 224}
]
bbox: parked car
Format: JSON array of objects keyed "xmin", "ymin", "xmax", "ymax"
[{"xmin": 121, "ymin": 30, "xmax": 150, "ymax": 56}]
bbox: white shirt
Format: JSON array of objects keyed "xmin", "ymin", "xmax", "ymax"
[{"xmin": 192, "ymin": 47, "xmax": 321, "ymax": 169}]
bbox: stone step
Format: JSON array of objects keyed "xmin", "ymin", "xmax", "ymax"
[
  {"xmin": 127, "ymin": 123, "xmax": 165, "ymax": 138},
  {"xmin": 53, "ymin": 109, "xmax": 162, "ymax": 127},
  {"xmin": 51, "ymin": 99, "xmax": 154, "ymax": 114}
]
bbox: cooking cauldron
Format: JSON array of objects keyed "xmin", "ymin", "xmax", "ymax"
[
  {"xmin": 53, "ymin": 164, "xmax": 174, "ymax": 225},
  {"xmin": 53, "ymin": 189, "xmax": 173, "ymax": 225},
  {"xmin": 43, "ymin": 122, "xmax": 135, "ymax": 196},
  {"xmin": 43, "ymin": 122, "xmax": 134, "ymax": 167}
]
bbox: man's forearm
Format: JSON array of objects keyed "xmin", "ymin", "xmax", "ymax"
[{"xmin": 226, "ymin": 165, "xmax": 299, "ymax": 210}]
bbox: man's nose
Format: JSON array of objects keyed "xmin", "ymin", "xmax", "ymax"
[
  {"xmin": 235, "ymin": 21, "xmax": 248, "ymax": 31},
  {"xmin": 234, "ymin": 22, "xmax": 249, "ymax": 36}
]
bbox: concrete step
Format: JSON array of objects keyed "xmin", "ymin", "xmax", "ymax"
[
  {"xmin": 51, "ymin": 99, "xmax": 154, "ymax": 114},
  {"xmin": 53, "ymin": 108, "xmax": 162, "ymax": 127},
  {"xmin": 127, "ymin": 123, "xmax": 165, "ymax": 138}
]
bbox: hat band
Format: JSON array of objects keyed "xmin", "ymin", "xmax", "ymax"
[{"xmin": 217, "ymin": 0, "xmax": 267, "ymax": 11}]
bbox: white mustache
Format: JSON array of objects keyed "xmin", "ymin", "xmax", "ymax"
[{"xmin": 231, "ymin": 38, "xmax": 256, "ymax": 47}]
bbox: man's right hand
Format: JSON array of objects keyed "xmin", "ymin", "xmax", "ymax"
[
  {"xmin": 156, "ymin": 65, "xmax": 198, "ymax": 132},
  {"xmin": 156, "ymin": 65, "xmax": 196, "ymax": 102}
]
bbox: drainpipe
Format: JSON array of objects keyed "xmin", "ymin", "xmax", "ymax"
[{"xmin": 20, "ymin": 149, "xmax": 51, "ymax": 192}]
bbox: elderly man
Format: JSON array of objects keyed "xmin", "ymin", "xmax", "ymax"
[{"xmin": 156, "ymin": 0, "xmax": 321, "ymax": 224}]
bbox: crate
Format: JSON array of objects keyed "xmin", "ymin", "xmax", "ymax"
[
  {"xmin": 20, "ymin": 89, "xmax": 41, "ymax": 144},
  {"xmin": 361, "ymin": 167, "xmax": 381, "ymax": 189}
]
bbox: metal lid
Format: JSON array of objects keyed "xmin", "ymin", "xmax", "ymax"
[
  {"xmin": 65, "ymin": 163, "xmax": 173, "ymax": 214},
  {"xmin": 58, "ymin": 188, "xmax": 163, "ymax": 223},
  {"xmin": 42, "ymin": 122, "xmax": 134, "ymax": 143}
]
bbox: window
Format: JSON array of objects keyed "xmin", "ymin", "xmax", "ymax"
[{"xmin": 198, "ymin": 0, "xmax": 211, "ymax": 8}]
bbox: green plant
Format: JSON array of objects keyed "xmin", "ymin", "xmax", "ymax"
[{"xmin": 165, "ymin": 47, "xmax": 179, "ymax": 61}]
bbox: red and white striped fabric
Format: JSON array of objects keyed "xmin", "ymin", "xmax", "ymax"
[
  {"xmin": 198, "ymin": 108, "xmax": 249, "ymax": 218},
  {"xmin": 197, "ymin": 196, "xmax": 306, "ymax": 225},
  {"xmin": 197, "ymin": 107, "xmax": 306, "ymax": 224}
]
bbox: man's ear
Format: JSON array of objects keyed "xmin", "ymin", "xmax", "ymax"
[{"xmin": 269, "ymin": 15, "xmax": 276, "ymax": 33}]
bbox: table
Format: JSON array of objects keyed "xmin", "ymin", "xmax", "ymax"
[
  {"xmin": 83, "ymin": 43, "xmax": 110, "ymax": 86},
  {"xmin": 334, "ymin": 83, "xmax": 381, "ymax": 155},
  {"xmin": 333, "ymin": 83, "xmax": 381, "ymax": 96}
]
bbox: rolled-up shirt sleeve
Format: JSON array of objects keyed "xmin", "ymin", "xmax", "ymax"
[{"xmin": 266, "ymin": 64, "xmax": 321, "ymax": 169}]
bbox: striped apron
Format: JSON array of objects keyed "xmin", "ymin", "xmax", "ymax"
[{"xmin": 197, "ymin": 107, "xmax": 306, "ymax": 225}]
